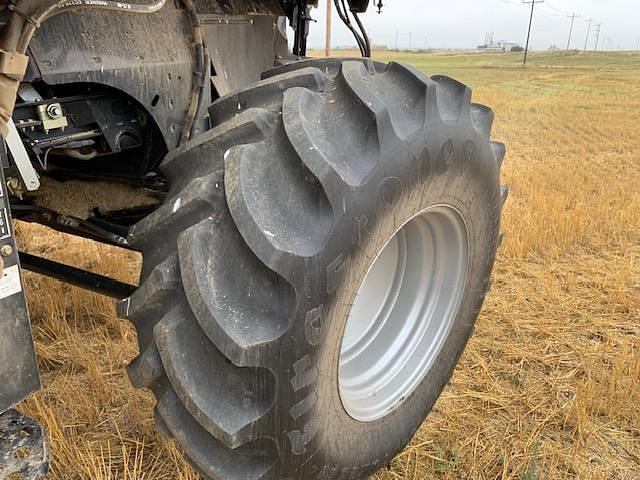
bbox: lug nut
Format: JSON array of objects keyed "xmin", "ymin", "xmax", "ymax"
[
  {"xmin": 46, "ymin": 104, "xmax": 63, "ymax": 118},
  {"xmin": 1, "ymin": 245, "xmax": 14, "ymax": 257}
]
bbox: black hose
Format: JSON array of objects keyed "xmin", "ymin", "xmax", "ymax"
[
  {"xmin": 334, "ymin": 0, "xmax": 366, "ymax": 56},
  {"xmin": 353, "ymin": 12, "xmax": 371, "ymax": 57},
  {"xmin": 190, "ymin": 46, "xmax": 210, "ymax": 140},
  {"xmin": 340, "ymin": 0, "xmax": 365, "ymax": 54}
]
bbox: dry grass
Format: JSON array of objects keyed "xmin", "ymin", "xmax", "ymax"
[
  {"xmin": 15, "ymin": 226, "xmax": 196, "ymax": 479},
  {"xmin": 16, "ymin": 51, "xmax": 640, "ymax": 479}
]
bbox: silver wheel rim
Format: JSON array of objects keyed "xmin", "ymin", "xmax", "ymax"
[{"xmin": 338, "ymin": 205, "xmax": 469, "ymax": 422}]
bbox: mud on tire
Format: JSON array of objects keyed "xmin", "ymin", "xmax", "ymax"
[{"xmin": 119, "ymin": 58, "xmax": 507, "ymax": 479}]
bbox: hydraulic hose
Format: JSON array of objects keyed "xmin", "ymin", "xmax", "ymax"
[
  {"xmin": 353, "ymin": 11, "xmax": 371, "ymax": 57},
  {"xmin": 334, "ymin": 0, "xmax": 368, "ymax": 57},
  {"xmin": 175, "ymin": 0, "xmax": 205, "ymax": 145}
]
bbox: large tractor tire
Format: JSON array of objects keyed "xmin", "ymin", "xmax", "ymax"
[{"xmin": 119, "ymin": 58, "xmax": 506, "ymax": 479}]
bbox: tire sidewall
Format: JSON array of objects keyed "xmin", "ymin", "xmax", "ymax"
[{"xmin": 287, "ymin": 124, "xmax": 501, "ymax": 478}]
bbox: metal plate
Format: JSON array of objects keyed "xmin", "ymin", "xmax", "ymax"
[{"xmin": 0, "ymin": 141, "xmax": 40, "ymax": 415}]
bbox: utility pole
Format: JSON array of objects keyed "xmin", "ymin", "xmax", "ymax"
[
  {"xmin": 395, "ymin": 30, "xmax": 399, "ymax": 50},
  {"xmin": 583, "ymin": 18, "xmax": 593, "ymax": 51},
  {"xmin": 566, "ymin": 12, "xmax": 579, "ymax": 50},
  {"xmin": 325, "ymin": 0, "xmax": 332, "ymax": 57},
  {"xmin": 409, "ymin": 32, "xmax": 412, "ymax": 50},
  {"xmin": 522, "ymin": 0, "xmax": 543, "ymax": 67},
  {"xmin": 594, "ymin": 23, "xmax": 602, "ymax": 52},
  {"xmin": 636, "ymin": 39, "xmax": 640, "ymax": 51}
]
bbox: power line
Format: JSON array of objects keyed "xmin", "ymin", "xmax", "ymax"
[
  {"xmin": 594, "ymin": 23, "xmax": 602, "ymax": 52},
  {"xmin": 545, "ymin": 0, "xmax": 571, "ymax": 15},
  {"xmin": 583, "ymin": 18, "xmax": 593, "ymax": 51},
  {"xmin": 566, "ymin": 12, "xmax": 580, "ymax": 50},
  {"xmin": 493, "ymin": 0, "xmax": 600, "ymax": 52},
  {"xmin": 537, "ymin": 6, "xmax": 567, "ymax": 20},
  {"xmin": 497, "ymin": 0, "xmax": 528, "ymax": 8},
  {"xmin": 601, "ymin": 36, "xmax": 614, "ymax": 51},
  {"xmin": 536, "ymin": 10, "xmax": 566, "ymax": 21},
  {"xmin": 522, "ymin": 0, "xmax": 544, "ymax": 66}
]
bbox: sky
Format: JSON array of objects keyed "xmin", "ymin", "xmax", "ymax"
[{"xmin": 303, "ymin": 0, "xmax": 640, "ymax": 51}]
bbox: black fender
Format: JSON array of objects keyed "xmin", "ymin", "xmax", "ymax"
[{"xmin": 25, "ymin": 2, "xmax": 288, "ymax": 152}]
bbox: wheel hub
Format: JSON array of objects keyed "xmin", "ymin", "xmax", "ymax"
[{"xmin": 338, "ymin": 205, "xmax": 469, "ymax": 422}]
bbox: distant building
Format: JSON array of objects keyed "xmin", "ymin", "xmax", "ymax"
[
  {"xmin": 477, "ymin": 43, "xmax": 503, "ymax": 52},
  {"xmin": 477, "ymin": 40, "xmax": 522, "ymax": 52}
]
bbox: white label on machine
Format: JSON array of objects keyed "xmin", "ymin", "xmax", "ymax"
[
  {"xmin": 0, "ymin": 209, "xmax": 11, "ymax": 240},
  {"xmin": 0, "ymin": 264, "xmax": 23, "ymax": 300}
]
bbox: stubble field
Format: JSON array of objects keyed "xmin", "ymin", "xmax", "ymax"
[{"xmin": 17, "ymin": 50, "xmax": 640, "ymax": 479}]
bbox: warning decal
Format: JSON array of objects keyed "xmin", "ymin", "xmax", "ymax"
[{"xmin": 0, "ymin": 264, "xmax": 22, "ymax": 300}]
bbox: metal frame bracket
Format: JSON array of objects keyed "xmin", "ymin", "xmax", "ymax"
[{"xmin": 6, "ymin": 118, "xmax": 40, "ymax": 191}]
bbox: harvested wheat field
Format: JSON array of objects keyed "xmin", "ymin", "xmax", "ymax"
[{"xmin": 15, "ymin": 50, "xmax": 640, "ymax": 479}]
